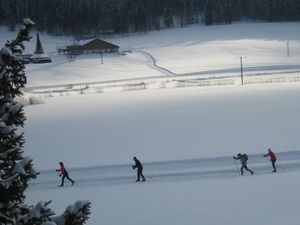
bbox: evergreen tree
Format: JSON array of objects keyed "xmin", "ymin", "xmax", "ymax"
[
  {"xmin": 224, "ymin": 2, "xmax": 233, "ymax": 24},
  {"xmin": 34, "ymin": 33, "xmax": 44, "ymax": 54},
  {"xmin": 0, "ymin": 19, "xmax": 91, "ymax": 225},
  {"xmin": 1, "ymin": 0, "xmax": 300, "ymax": 38},
  {"xmin": 164, "ymin": 7, "xmax": 174, "ymax": 28},
  {"xmin": 204, "ymin": 0, "xmax": 214, "ymax": 25}
]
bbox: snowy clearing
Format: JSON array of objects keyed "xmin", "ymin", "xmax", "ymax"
[
  {"xmin": 1, "ymin": 22, "xmax": 300, "ymax": 225},
  {"xmin": 24, "ymin": 81, "xmax": 300, "ymax": 225}
]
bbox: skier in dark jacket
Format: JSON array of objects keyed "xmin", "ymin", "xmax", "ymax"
[
  {"xmin": 132, "ymin": 157, "xmax": 146, "ymax": 182},
  {"xmin": 56, "ymin": 162, "xmax": 75, "ymax": 186},
  {"xmin": 233, "ymin": 153, "xmax": 254, "ymax": 175},
  {"xmin": 264, "ymin": 148, "xmax": 277, "ymax": 172}
]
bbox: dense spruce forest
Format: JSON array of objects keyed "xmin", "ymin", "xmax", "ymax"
[{"xmin": 1, "ymin": 0, "xmax": 300, "ymax": 37}]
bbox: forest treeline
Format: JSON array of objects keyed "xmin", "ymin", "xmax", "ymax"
[{"xmin": 1, "ymin": 0, "xmax": 299, "ymax": 37}]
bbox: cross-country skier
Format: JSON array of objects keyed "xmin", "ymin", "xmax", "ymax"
[
  {"xmin": 264, "ymin": 148, "xmax": 277, "ymax": 172},
  {"xmin": 132, "ymin": 157, "xmax": 146, "ymax": 182},
  {"xmin": 56, "ymin": 162, "xmax": 75, "ymax": 186},
  {"xmin": 233, "ymin": 153, "xmax": 254, "ymax": 175}
]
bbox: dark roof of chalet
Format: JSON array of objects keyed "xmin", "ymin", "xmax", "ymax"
[{"xmin": 81, "ymin": 38, "xmax": 119, "ymax": 50}]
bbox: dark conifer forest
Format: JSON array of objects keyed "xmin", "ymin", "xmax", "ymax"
[{"xmin": 1, "ymin": 0, "xmax": 299, "ymax": 37}]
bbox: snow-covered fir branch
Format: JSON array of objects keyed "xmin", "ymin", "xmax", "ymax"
[
  {"xmin": 52, "ymin": 201, "xmax": 91, "ymax": 225},
  {"xmin": 0, "ymin": 18, "xmax": 91, "ymax": 225}
]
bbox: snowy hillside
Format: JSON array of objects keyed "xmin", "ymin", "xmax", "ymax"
[
  {"xmin": 2, "ymin": 22, "xmax": 300, "ymax": 88},
  {"xmin": 1, "ymin": 22, "xmax": 300, "ymax": 225}
]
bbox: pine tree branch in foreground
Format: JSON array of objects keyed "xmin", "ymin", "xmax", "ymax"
[{"xmin": 0, "ymin": 19, "xmax": 91, "ymax": 225}]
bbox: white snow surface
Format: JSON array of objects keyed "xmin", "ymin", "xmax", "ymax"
[
  {"xmin": 1, "ymin": 22, "xmax": 300, "ymax": 225},
  {"xmin": 1, "ymin": 22, "xmax": 300, "ymax": 87}
]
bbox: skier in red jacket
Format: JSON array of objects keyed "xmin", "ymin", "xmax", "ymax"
[
  {"xmin": 56, "ymin": 162, "xmax": 75, "ymax": 186},
  {"xmin": 264, "ymin": 148, "xmax": 277, "ymax": 172}
]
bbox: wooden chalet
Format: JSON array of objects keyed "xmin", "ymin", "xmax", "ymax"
[
  {"xmin": 80, "ymin": 38, "xmax": 119, "ymax": 53},
  {"xmin": 58, "ymin": 38, "xmax": 119, "ymax": 55}
]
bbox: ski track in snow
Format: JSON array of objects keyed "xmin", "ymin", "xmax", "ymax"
[
  {"xmin": 30, "ymin": 150, "xmax": 300, "ymax": 190},
  {"xmin": 134, "ymin": 50, "xmax": 176, "ymax": 76}
]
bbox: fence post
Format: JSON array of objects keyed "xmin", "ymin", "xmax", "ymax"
[{"xmin": 240, "ymin": 57, "xmax": 244, "ymax": 85}]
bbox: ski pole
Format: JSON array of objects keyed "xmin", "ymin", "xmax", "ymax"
[
  {"xmin": 263, "ymin": 156, "xmax": 270, "ymax": 163},
  {"xmin": 263, "ymin": 156, "xmax": 285, "ymax": 171},
  {"xmin": 276, "ymin": 164, "xmax": 285, "ymax": 171},
  {"xmin": 233, "ymin": 158, "xmax": 239, "ymax": 175}
]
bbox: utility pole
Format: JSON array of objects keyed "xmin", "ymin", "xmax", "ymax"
[
  {"xmin": 100, "ymin": 49, "xmax": 103, "ymax": 64},
  {"xmin": 287, "ymin": 41, "xmax": 290, "ymax": 57},
  {"xmin": 240, "ymin": 56, "xmax": 244, "ymax": 85}
]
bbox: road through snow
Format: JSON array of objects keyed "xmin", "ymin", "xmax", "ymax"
[{"xmin": 132, "ymin": 50, "xmax": 300, "ymax": 79}]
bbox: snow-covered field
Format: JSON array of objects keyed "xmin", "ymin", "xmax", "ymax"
[
  {"xmin": 2, "ymin": 22, "xmax": 300, "ymax": 87},
  {"xmin": 2, "ymin": 22, "xmax": 300, "ymax": 224},
  {"xmin": 24, "ymin": 81, "xmax": 300, "ymax": 224}
]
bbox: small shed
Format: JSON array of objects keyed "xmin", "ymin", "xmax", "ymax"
[
  {"xmin": 30, "ymin": 54, "xmax": 52, "ymax": 63},
  {"xmin": 81, "ymin": 38, "xmax": 119, "ymax": 54}
]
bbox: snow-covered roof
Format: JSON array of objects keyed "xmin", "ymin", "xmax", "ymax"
[
  {"xmin": 30, "ymin": 53, "xmax": 51, "ymax": 59},
  {"xmin": 77, "ymin": 38, "xmax": 119, "ymax": 50}
]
